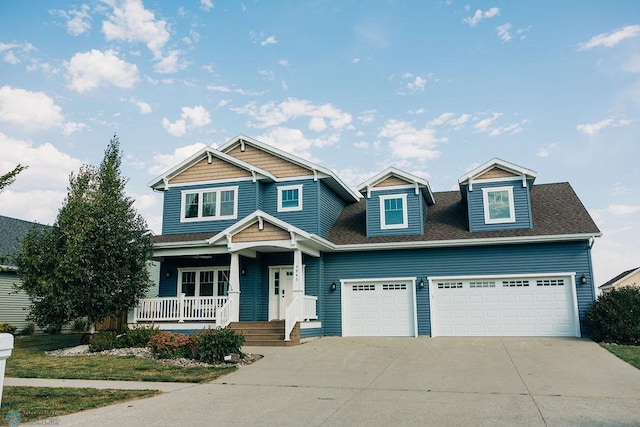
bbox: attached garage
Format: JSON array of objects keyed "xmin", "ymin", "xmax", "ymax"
[
  {"xmin": 429, "ymin": 273, "xmax": 580, "ymax": 337},
  {"xmin": 341, "ymin": 277, "xmax": 417, "ymax": 337}
]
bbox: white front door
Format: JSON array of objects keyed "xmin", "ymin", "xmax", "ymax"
[{"xmin": 269, "ymin": 267, "xmax": 294, "ymax": 320}]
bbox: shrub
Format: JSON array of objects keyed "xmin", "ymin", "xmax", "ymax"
[
  {"xmin": 45, "ymin": 323, "xmax": 62, "ymax": 334},
  {"xmin": 89, "ymin": 331, "xmax": 117, "ymax": 352},
  {"xmin": 584, "ymin": 287, "xmax": 640, "ymax": 345},
  {"xmin": 148, "ymin": 332, "xmax": 192, "ymax": 359},
  {"xmin": 0, "ymin": 322, "xmax": 17, "ymax": 334},
  {"xmin": 192, "ymin": 328, "xmax": 244, "ymax": 364},
  {"xmin": 73, "ymin": 318, "xmax": 89, "ymax": 332},
  {"xmin": 20, "ymin": 322, "xmax": 35, "ymax": 336},
  {"xmin": 120, "ymin": 326, "xmax": 159, "ymax": 348}
]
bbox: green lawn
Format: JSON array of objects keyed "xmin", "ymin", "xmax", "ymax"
[
  {"xmin": 602, "ymin": 344, "xmax": 640, "ymax": 370},
  {"xmin": 1, "ymin": 386, "xmax": 159, "ymax": 424},
  {"xmin": 6, "ymin": 333, "xmax": 236, "ymax": 383}
]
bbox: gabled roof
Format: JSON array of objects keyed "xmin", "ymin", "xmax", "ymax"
[
  {"xmin": 598, "ymin": 267, "xmax": 640, "ymax": 290},
  {"xmin": 327, "ymin": 182, "xmax": 601, "ymax": 247},
  {"xmin": 458, "ymin": 158, "xmax": 537, "ymax": 186},
  {"xmin": 220, "ymin": 135, "xmax": 360, "ymax": 202},
  {"xmin": 0, "ymin": 215, "xmax": 49, "ymax": 270},
  {"xmin": 358, "ymin": 167, "xmax": 435, "ymax": 205},
  {"xmin": 148, "ymin": 146, "xmax": 277, "ymax": 190}
]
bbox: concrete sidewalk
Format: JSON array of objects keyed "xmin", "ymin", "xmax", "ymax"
[{"xmin": 12, "ymin": 337, "xmax": 640, "ymax": 426}]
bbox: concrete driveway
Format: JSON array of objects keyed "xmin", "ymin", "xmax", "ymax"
[{"xmin": 57, "ymin": 337, "xmax": 640, "ymax": 426}]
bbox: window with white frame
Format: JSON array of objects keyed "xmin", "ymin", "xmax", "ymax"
[
  {"xmin": 178, "ymin": 267, "xmax": 230, "ymax": 297},
  {"xmin": 277, "ymin": 184, "xmax": 303, "ymax": 212},
  {"xmin": 379, "ymin": 194, "xmax": 408, "ymax": 229},
  {"xmin": 181, "ymin": 186, "xmax": 238, "ymax": 221},
  {"xmin": 482, "ymin": 186, "xmax": 516, "ymax": 224}
]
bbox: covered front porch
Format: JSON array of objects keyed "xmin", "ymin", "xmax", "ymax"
[{"xmin": 131, "ymin": 212, "xmax": 328, "ymax": 343}]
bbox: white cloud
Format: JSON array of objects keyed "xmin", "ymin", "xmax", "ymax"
[
  {"xmin": 4, "ymin": 51, "xmax": 20, "ymax": 64},
  {"xmin": 358, "ymin": 109, "xmax": 376, "ymax": 124},
  {"xmin": 58, "ymin": 4, "xmax": 92, "ymax": 36},
  {"xmin": 129, "ymin": 97, "xmax": 151, "ymax": 114},
  {"xmin": 148, "ymin": 143, "xmax": 208, "ymax": 175},
  {"xmin": 579, "ymin": 25, "xmax": 640, "ymax": 50},
  {"xmin": 488, "ymin": 120, "xmax": 527, "ymax": 136},
  {"xmin": 496, "ymin": 23, "xmax": 512, "ymax": 42},
  {"xmin": 464, "ymin": 7, "xmax": 500, "ymax": 27},
  {"xmin": 447, "ymin": 113, "xmax": 471, "ymax": 128},
  {"xmin": 407, "ymin": 75, "xmax": 426, "ymax": 92},
  {"xmin": 378, "ymin": 120, "xmax": 442, "ymax": 160},
  {"xmin": 162, "ymin": 105, "xmax": 211, "ymax": 137},
  {"xmin": 473, "ymin": 112, "xmax": 502, "ymax": 133},
  {"xmin": 612, "ymin": 182, "xmax": 631, "ymax": 197},
  {"xmin": 102, "ymin": 0, "xmax": 170, "ymax": 59},
  {"xmin": 62, "ymin": 121, "xmax": 87, "ymax": 135},
  {"xmin": 308, "ymin": 117, "xmax": 327, "ymax": 132},
  {"xmin": 65, "ymin": 49, "xmax": 138, "ymax": 93},
  {"xmin": 206, "ymin": 84, "xmax": 263, "ymax": 97},
  {"xmin": 278, "ymin": 59, "xmax": 289, "ymax": 67},
  {"xmin": 153, "ymin": 50, "xmax": 183, "ymax": 74},
  {"xmin": 576, "ymin": 117, "xmax": 631, "ymax": 135},
  {"xmin": 0, "ymin": 86, "xmax": 64, "ymax": 131},
  {"xmin": 428, "ymin": 112, "xmax": 455, "ymax": 126},
  {"xmin": 200, "ymin": 0, "xmax": 214, "ymax": 11},
  {"xmin": 536, "ymin": 142, "xmax": 559, "ymax": 158},
  {"xmin": 233, "ymin": 98, "xmax": 352, "ymax": 130},
  {"xmin": 260, "ymin": 35, "xmax": 278, "ymax": 46}
]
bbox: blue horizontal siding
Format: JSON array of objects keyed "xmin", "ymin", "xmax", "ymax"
[
  {"xmin": 322, "ymin": 241, "xmax": 594, "ymax": 336},
  {"xmin": 162, "ymin": 181, "xmax": 258, "ymax": 235},
  {"xmin": 261, "ymin": 179, "xmax": 319, "ymax": 234},
  {"xmin": 468, "ymin": 180, "xmax": 532, "ymax": 232},
  {"xmin": 366, "ymin": 188, "xmax": 424, "ymax": 237},
  {"xmin": 319, "ymin": 182, "xmax": 346, "ymax": 238}
]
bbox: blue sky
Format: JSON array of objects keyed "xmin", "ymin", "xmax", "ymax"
[{"xmin": 0, "ymin": 0, "xmax": 638, "ymax": 285}]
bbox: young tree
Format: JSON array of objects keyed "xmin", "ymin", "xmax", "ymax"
[
  {"xmin": 16, "ymin": 136, "xmax": 153, "ymax": 329},
  {"xmin": 0, "ymin": 164, "xmax": 27, "ymax": 192}
]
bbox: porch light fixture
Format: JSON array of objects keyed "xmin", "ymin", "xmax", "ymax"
[
  {"xmin": 580, "ymin": 274, "xmax": 587, "ymax": 285},
  {"xmin": 419, "ymin": 278, "xmax": 425, "ymax": 288},
  {"xmin": 330, "ymin": 282, "xmax": 337, "ymax": 291},
  {"xmin": 241, "ymin": 268, "xmax": 246, "ymax": 276},
  {"xmin": 165, "ymin": 270, "xmax": 172, "ymax": 279}
]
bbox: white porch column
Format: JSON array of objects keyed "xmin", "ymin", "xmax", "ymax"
[
  {"xmin": 228, "ymin": 253, "xmax": 241, "ymax": 322},
  {"xmin": 292, "ymin": 249, "xmax": 304, "ymax": 319},
  {"xmin": 0, "ymin": 333, "xmax": 14, "ymax": 408}
]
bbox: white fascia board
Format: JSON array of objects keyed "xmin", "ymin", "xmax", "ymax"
[
  {"xmin": 220, "ymin": 135, "xmax": 361, "ymax": 202},
  {"xmin": 329, "ymin": 233, "xmax": 601, "ymax": 252},
  {"xmin": 148, "ymin": 146, "xmax": 276, "ymax": 190},
  {"xmin": 458, "ymin": 158, "xmax": 537, "ymax": 185},
  {"xmin": 341, "ymin": 276, "xmax": 416, "ymax": 284},
  {"xmin": 152, "ymin": 246, "xmax": 229, "ymax": 258},
  {"xmin": 358, "ymin": 167, "xmax": 430, "ymax": 191},
  {"xmin": 428, "ymin": 272, "xmax": 577, "ymax": 281}
]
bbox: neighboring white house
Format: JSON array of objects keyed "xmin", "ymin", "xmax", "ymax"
[{"xmin": 598, "ymin": 267, "xmax": 640, "ymax": 293}]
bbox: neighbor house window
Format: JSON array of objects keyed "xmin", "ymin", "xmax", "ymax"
[
  {"xmin": 482, "ymin": 186, "xmax": 516, "ymax": 224},
  {"xmin": 277, "ymin": 184, "xmax": 303, "ymax": 212},
  {"xmin": 178, "ymin": 267, "xmax": 231, "ymax": 297},
  {"xmin": 181, "ymin": 186, "xmax": 238, "ymax": 222},
  {"xmin": 379, "ymin": 194, "xmax": 408, "ymax": 229}
]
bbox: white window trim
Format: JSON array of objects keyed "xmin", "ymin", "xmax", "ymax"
[
  {"xmin": 379, "ymin": 193, "xmax": 408, "ymax": 229},
  {"xmin": 277, "ymin": 184, "xmax": 303, "ymax": 212},
  {"xmin": 177, "ymin": 266, "xmax": 231, "ymax": 297},
  {"xmin": 482, "ymin": 186, "xmax": 516, "ymax": 224},
  {"xmin": 180, "ymin": 186, "xmax": 238, "ymax": 222}
]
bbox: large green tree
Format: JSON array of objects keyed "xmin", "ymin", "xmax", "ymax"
[{"xmin": 16, "ymin": 136, "xmax": 153, "ymax": 329}]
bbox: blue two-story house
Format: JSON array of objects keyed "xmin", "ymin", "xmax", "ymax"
[{"xmin": 132, "ymin": 135, "xmax": 601, "ymax": 344}]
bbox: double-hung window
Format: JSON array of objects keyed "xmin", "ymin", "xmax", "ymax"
[
  {"xmin": 379, "ymin": 194, "xmax": 408, "ymax": 229},
  {"xmin": 181, "ymin": 186, "xmax": 238, "ymax": 221},
  {"xmin": 482, "ymin": 186, "xmax": 516, "ymax": 224},
  {"xmin": 178, "ymin": 267, "xmax": 230, "ymax": 297},
  {"xmin": 277, "ymin": 184, "xmax": 303, "ymax": 212}
]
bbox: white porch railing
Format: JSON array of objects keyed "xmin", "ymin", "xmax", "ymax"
[
  {"xmin": 285, "ymin": 294, "xmax": 318, "ymax": 341},
  {"xmin": 303, "ymin": 295, "xmax": 318, "ymax": 321},
  {"xmin": 216, "ymin": 300, "xmax": 231, "ymax": 329},
  {"xmin": 133, "ymin": 294, "xmax": 227, "ymax": 323}
]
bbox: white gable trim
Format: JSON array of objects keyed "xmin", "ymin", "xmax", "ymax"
[{"xmin": 459, "ymin": 158, "xmax": 537, "ymax": 186}]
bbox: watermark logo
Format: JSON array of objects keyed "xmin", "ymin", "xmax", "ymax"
[{"xmin": 5, "ymin": 410, "xmax": 22, "ymax": 427}]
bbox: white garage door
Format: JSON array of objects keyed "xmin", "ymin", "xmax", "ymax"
[
  {"xmin": 431, "ymin": 274, "xmax": 579, "ymax": 337},
  {"xmin": 342, "ymin": 278, "xmax": 416, "ymax": 337}
]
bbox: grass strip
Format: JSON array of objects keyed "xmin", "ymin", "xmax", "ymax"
[
  {"xmin": 601, "ymin": 344, "xmax": 640, "ymax": 370},
  {"xmin": 1, "ymin": 386, "xmax": 160, "ymax": 424}
]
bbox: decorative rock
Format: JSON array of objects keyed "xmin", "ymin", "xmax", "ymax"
[{"xmin": 224, "ymin": 353, "xmax": 241, "ymax": 364}]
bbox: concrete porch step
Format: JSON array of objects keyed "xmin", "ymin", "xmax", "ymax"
[{"xmin": 229, "ymin": 321, "xmax": 300, "ymax": 347}]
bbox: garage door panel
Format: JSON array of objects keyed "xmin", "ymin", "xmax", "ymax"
[
  {"xmin": 343, "ymin": 280, "xmax": 415, "ymax": 337},
  {"xmin": 433, "ymin": 275, "xmax": 576, "ymax": 337}
]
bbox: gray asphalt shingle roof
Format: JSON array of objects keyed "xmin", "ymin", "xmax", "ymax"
[{"xmin": 0, "ymin": 215, "xmax": 48, "ymax": 268}]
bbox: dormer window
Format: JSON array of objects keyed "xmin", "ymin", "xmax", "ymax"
[
  {"xmin": 277, "ymin": 184, "xmax": 303, "ymax": 212},
  {"xmin": 181, "ymin": 186, "xmax": 238, "ymax": 222},
  {"xmin": 482, "ymin": 186, "xmax": 515, "ymax": 224},
  {"xmin": 380, "ymin": 194, "xmax": 408, "ymax": 229}
]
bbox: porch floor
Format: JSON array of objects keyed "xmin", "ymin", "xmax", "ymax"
[{"xmin": 229, "ymin": 320, "xmax": 300, "ymax": 347}]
